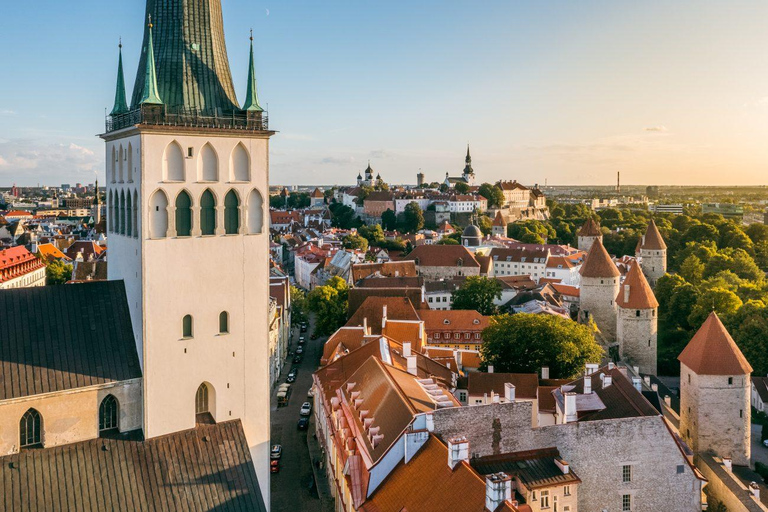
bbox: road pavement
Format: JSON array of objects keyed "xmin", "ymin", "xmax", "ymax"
[
  {"xmin": 270, "ymin": 319, "xmax": 326, "ymax": 512},
  {"xmin": 752, "ymin": 423, "xmax": 768, "ymax": 468}
]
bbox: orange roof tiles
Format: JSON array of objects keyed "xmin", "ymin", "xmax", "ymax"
[
  {"xmin": 36, "ymin": 243, "xmax": 71, "ymax": 262},
  {"xmin": 577, "ymin": 218, "xmax": 602, "ymax": 237},
  {"xmin": 678, "ymin": 312, "xmax": 753, "ymax": 375},
  {"xmin": 616, "ymin": 262, "xmax": 658, "ymax": 309},
  {"xmin": 352, "ymin": 261, "xmax": 418, "ymax": 282},
  {"xmin": 579, "ymin": 239, "xmax": 620, "ymax": 278},
  {"xmin": 406, "ymin": 245, "xmax": 480, "ymax": 268},
  {"xmin": 419, "ymin": 309, "xmax": 490, "ymax": 333},
  {"xmin": 639, "ymin": 219, "xmax": 667, "ymax": 250},
  {"xmin": 347, "ymin": 297, "xmax": 421, "ymax": 335},
  {"xmin": 493, "ymin": 211, "xmax": 507, "ymax": 227}
]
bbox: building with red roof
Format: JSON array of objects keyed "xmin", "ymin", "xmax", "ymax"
[{"xmin": 0, "ymin": 246, "xmax": 46, "ymax": 289}]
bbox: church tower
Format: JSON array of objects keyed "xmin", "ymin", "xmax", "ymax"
[
  {"xmin": 616, "ymin": 262, "xmax": 658, "ymax": 375},
  {"xmin": 679, "ymin": 312, "xmax": 752, "ymax": 466},
  {"xmin": 462, "ymin": 145, "xmax": 476, "ymax": 186},
  {"xmin": 579, "ymin": 239, "xmax": 621, "ymax": 341},
  {"xmin": 637, "ymin": 219, "xmax": 667, "ymax": 287},
  {"xmin": 577, "ymin": 217, "xmax": 602, "ymax": 254},
  {"xmin": 102, "ymin": 1, "xmax": 273, "ymax": 503}
]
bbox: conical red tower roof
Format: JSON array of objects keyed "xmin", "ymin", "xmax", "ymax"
[
  {"xmin": 616, "ymin": 262, "xmax": 658, "ymax": 309},
  {"xmin": 577, "ymin": 218, "xmax": 602, "ymax": 237},
  {"xmin": 580, "ymin": 239, "xmax": 620, "ymax": 278},
  {"xmin": 639, "ymin": 219, "xmax": 667, "ymax": 250},
  {"xmin": 678, "ymin": 312, "xmax": 752, "ymax": 375}
]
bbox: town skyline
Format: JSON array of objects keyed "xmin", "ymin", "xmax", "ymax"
[{"xmin": 3, "ymin": 1, "xmax": 768, "ymax": 187}]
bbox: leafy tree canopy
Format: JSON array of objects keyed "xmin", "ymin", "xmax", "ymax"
[{"xmin": 452, "ymin": 276, "xmax": 503, "ymax": 316}]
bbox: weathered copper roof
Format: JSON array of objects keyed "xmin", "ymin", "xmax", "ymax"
[
  {"xmin": 616, "ymin": 262, "xmax": 659, "ymax": 309},
  {"xmin": 678, "ymin": 312, "xmax": 752, "ymax": 375},
  {"xmin": 639, "ymin": 219, "xmax": 667, "ymax": 250},
  {"xmin": 577, "ymin": 218, "xmax": 602, "ymax": 237},
  {"xmin": 579, "ymin": 239, "xmax": 620, "ymax": 278}
]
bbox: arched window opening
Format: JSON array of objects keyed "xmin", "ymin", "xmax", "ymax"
[
  {"xmin": 108, "ymin": 190, "xmax": 114, "ymax": 232},
  {"xmin": 149, "ymin": 190, "xmax": 169, "ymax": 239},
  {"xmin": 99, "ymin": 395, "xmax": 119, "ymax": 435},
  {"xmin": 163, "ymin": 141, "xmax": 185, "ymax": 181},
  {"xmin": 182, "ymin": 314, "xmax": 193, "ymax": 338},
  {"xmin": 175, "ymin": 191, "xmax": 192, "ymax": 237},
  {"xmin": 219, "ymin": 311, "xmax": 229, "ymax": 334},
  {"xmin": 224, "ymin": 190, "xmax": 240, "ymax": 234},
  {"xmin": 111, "ymin": 147, "xmax": 117, "ymax": 183},
  {"xmin": 247, "ymin": 189, "xmax": 264, "ymax": 234},
  {"xmin": 20, "ymin": 408, "xmax": 42, "ymax": 449},
  {"xmin": 118, "ymin": 146, "xmax": 124, "ymax": 183},
  {"xmin": 119, "ymin": 190, "xmax": 126, "ymax": 235},
  {"xmin": 199, "ymin": 143, "xmax": 218, "ymax": 182},
  {"xmin": 132, "ymin": 190, "xmax": 139, "ymax": 238},
  {"xmin": 127, "ymin": 143, "xmax": 133, "ymax": 182},
  {"xmin": 125, "ymin": 191, "xmax": 132, "ymax": 237},
  {"xmin": 195, "ymin": 383, "xmax": 215, "ymax": 424},
  {"xmin": 200, "ymin": 189, "xmax": 216, "ymax": 236},
  {"xmin": 231, "ymin": 143, "xmax": 250, "ymax": 182}
]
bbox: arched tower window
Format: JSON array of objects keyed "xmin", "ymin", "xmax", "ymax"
[
  {"xmin": 149, "ymin": 190, "xmax": 169, "ymax": 239},
  {"xmin": 108, "ymin": 190, "xmax": 114, "ymax": 232},
  {"xmin": 163, "ymin": 141, "xmax": 185, "ymax": 182},
  {"xmin": 119, "ymin": 190, "xmax": 126, "ymax": 235},
  {"xmin": 118, "ymin": 146, "xmax": 124, "ymax": 183},
  {"xmin": 219, "ymin": 311, "xmax": 229, "ymax": 334},
  {"xmin": 195, "ymin": 383, "xmax": 216, "ymax": 424},
  {"xmin": 231, "ymin": 143, "xmax": 250, "ymax": 182},
  {"xmin": 99, "ymin": 395, "xmax": 119, "ymax": 434},
  {"xmin": 20, "ymin": 408, "xmax": 42, "ymax": 449},
  {"xmin": 224, "ymin": 190, "xmax": 240, "ymax": 234},
  {"xmin": 196, "ymin": 383, "xmax": 209, "ymax": 414},
  {"xmin": 199, "ymin": 143, "xmax": 218, "ymax": 182},
  {"xmin": 200, "ymin": 189, "xmax": 216, "ymax": 236},
  {"xmin": 247, "ymin": 189, "xmax": 264, "ymax": 234},
  {"xmin": 127, "ymin": 143, "xmax": 133, "ymax": 182},
  {"xmin": 111, "ymin": 147, "xmax": 117, "ymax": 183},
  {"xmin": 175, "ymin": 191, "xmax": 192, "ymax": 237},
  {"xmin": 125, "ymin": 191, "xmax": 132, "ymax": 237},
  {"xmin": 182, "ymin": 314, "xmax": 194, "ymax": 338},
  {"xmin": 132, "ymin": 190, "xmax": 139, "ymax": 238}
]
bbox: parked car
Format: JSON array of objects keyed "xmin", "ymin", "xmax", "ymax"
[
  {"xmin": 298, "ymin": 337, "xmax": 306, "ymax": 345},
  {"xmin": 307, "ymin": 387, "xmax": 315, "ymax": 398},
  {"xmin": 763, "ymin": 439, "xmax": 768, "ymax": 448},
  {"xmin": 296, "ymin": 346, "xmax": 304, "ymax": 355},
  {"xmin": 293, "ymin": 355, "xmax": 303, "ymax": 364},
  {"xmin": 270, "ymin": 445, "xmax": 283, "ymax": 460},
  {"xmin": 270, "ymin": 460, "xmax": 280, "ymax": 473},
  {"xmin": 310, "ymin": 334, "xmax": 319, "ymax": 340},
  {"xmin": 297, "ymin": 417, "xmax": 309, "ymax": 430},
  {"xmin": 300, "ymin": 402, "xmax": 312, "ymax": 416},
  {"xmin": 300, "ymin": 323, "xmax": 308, "ymax": 333},
  {"xmin": 286, "ymin": 372, "xmax": 297, "ymax": 384}
]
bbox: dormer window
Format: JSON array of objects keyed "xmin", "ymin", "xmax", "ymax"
[
  {"xmin": 473, "ymin": 319, "xmax": 480, "ymax": 325},
  {"xmin": 444, "ymin": 319, "xmax": 451, "ymax": 325},
  {"xmin": 457, "ymin": 258, "xmax": 463, "ymax": 267}
]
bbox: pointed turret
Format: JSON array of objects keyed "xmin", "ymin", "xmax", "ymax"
[
  {"xmin": 577, "ymin": 218, "xmax": 602, "ymax": 237},
  {"xmin": 639, "ymin": 219, "xmax": 667, "ymax": 251},
  {"xmin": 139, "ymin": 17, "xmax": 163, "ymax": 106},
  {"xmin": 579, "ymin": 239, "xmax": 621, "ymax": 340},
  {"xmin": 616, "ymin": 262, "xmax": 659, "ymax": 374},
  {"xmin": 242, "ymin": 32, "xmax": 263, "ymax": 112},
  {"xmin": 580, "ymin": 239, "xmax": 620, "ymax": 278},
  {"xmin": 637, "ymin": 218, "xmax": 667, "ymax": 287},
  {"xmin": 679, "ymin": 312, "xmax": 752, "ymax": 376},
  {"xmin": 110, "ymin": 41, "xmax": 129, "ymax": 115},
  {"xmin": 616, "ymin": 262, "xmax": 658, "ymax": 310},
  {"xmin": 463, "ymin": 145, "xmax": 474, "ymax": 176}
]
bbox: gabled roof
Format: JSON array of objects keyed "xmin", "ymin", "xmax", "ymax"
[
  {"xmin": 0, "ymin": 420, "xmax": 266, "ymax": 512},
  {"xmin": 577, "ymin": 218, "xmax": 602, "ymax": 237},
  {"xmin": 639, "ymin": 219, "xmax": 667, "ymax": 250},
  {"xmin": 311, "ymin": 187, "xmax": 325, "ymax": 198},
  {"xmin": 464, "ymin": 372, "xmax": 539, "ymax": 399},
  {"xmin": 471, "ymin": 447, "xmax": 581, "ymax": 490},
  {"xmin": 0, "ymin": 281, "xmax": 141, "ymax": 400},
  {"xmin": 579, "ymin": 239, "xmax": 620, "ymax": 278},
  {"xmin": 347, "ymin": 296, "xmax": 421, "ymax": 334},
  {"xmin": 406, "ymin": 245, "xmax": 480, "ymax": 268},
  {"xmin": 616, "ymin": 262, "xmax": 658, "ymax": 309},
  {"xmin": 753, "ymin": 377, "xmax": 768, "ymax": 403},
  {"xmin": 419, "ymin": 310, "xmax": 490, "ymax": 333},
  {"xmin": 678, "ymin": 312, "xmax": 752, "ymax": 375}
]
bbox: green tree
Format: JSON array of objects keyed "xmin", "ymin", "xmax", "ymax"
[
  {"xmin": 290, "ymin": 286, "xmax": 308, "ymax": 327},
  {"xmin": 454, "ymin": 182, "xmax": 470, "ymax": 194},
  {"xmin": 381, "ymin": 209, "xmax": 398, "ymax": 231},
  {"xmin": 287, "ymin": 192, "xmax": 311, "ymax": 209},
  {"xmin": 668, "ymin": 283, "xmax": 700, "ymax": 330},
  {"xmin": 688, "ymin": 288, "xmax": 743, "ymax": 328},
  {"xmin": 46, "ymin": 260, "xmax": 72, "ymax": 285},
  {"xmin": 477, "ymin": 215, "xmax": 493, "ymax": 236},
  {"xmin": 401, "ymin": 202, "xmax": 425, "ymax": 233},
  {"xmin": 451, "ymin": 277, "xmax": 503, "ymax": 316},
  {"xmin": 269, "ymin": 195, "xmax": 286, "ymax": 209},
  {"xmin": 746, "ymin": 224, "xmax": 768, "ymax": 245},
  {"xmin": 358, "ymin": 224, "xmax": 386, "ymax": 245},
  {"xmin": 343, "ymin": 234, "xmax": 369, "ymax": 252},
  {"xmin": 307, "ymin": 277, "xmax": 349, "ymax": 336},
  {"xmin": 329, "ymin": 203, "xmax": 359, "ymax": 229},
  {"xmin": 679, "ymin": 255, "xmax": 705, "ymax": 285},
  {"xmin": 437, "ymin": 237, "xmax": 460, "ymax": 245},
  {"xmin": 478, "ymin": 183, "xmax": 505, "ymax": 209},
  {"xmin": 480, "ymin": 314, "xmax": 604, "ymax": 378}
]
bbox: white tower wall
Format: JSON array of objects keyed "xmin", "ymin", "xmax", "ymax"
[
  {"xmin": 579, "ymin": 275, "xmax": 620, "ymax": 341},
  {"xmin": 617, "ymin": 306, "xmax": 657, "ymax": 375},
  {"xmin": 639, "ymin": 248, "xmax": 667, "ymax": 287}
]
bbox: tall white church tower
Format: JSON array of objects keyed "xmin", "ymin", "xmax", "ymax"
[{"xmin": 102, "ymin": 2, "xmax": 273, "ymax": 504}]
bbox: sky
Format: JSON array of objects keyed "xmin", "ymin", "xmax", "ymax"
[{"xmin": 2, "ymin": 1, "xmax": 768, "ymax": 187}]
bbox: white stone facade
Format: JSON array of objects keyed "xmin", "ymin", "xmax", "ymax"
[
  {"xmin": 638, "ymin": 248, "xmax": 666, "ymax": 287},
  {"xmin": 617, "ymin": 306, "xmax": 658, "ymax": 375},
  {"xmin": 577, "ymin": 234, "xmax": 601, "ymax": 254},
  {"xmin": 579, "ymin": 275, "xmax": 620, "ymax": 341}
]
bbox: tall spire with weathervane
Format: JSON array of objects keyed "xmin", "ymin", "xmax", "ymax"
[
  {"xmin": 139, "ymin": 16, "xmax": 163, "ymax": 106},
  {"xmin": 242, "ymin": 30, "xmax": 263, "ymax": 112},
  {"xmin": 110, "ymin": 40, "xmax": 129, "ymax": 115}
]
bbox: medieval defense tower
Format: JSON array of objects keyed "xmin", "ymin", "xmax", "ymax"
[
  {"xmin": 579, "ymin": 239, "xmax": 621, "ymax": 341},
  {"xmin": 616, "ymin": 262, "xmax": 658, "ymax": 375},
  {"xmin": 102, "ymin": 0, "xmax": 273, "ymax": 503},
  {"xmin": 637, "ymin": 219, "xmax": 667, "ymax": 287},
  {"xmin": 577, "ymin": 217, "xmax": 603, "ymax": 254}
]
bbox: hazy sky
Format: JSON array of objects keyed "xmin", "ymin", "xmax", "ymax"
[{"xmin": 2, "ymin": 1, "xmax": 768, "ymax": 187}]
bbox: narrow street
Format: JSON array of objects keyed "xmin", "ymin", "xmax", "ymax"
[
  {"xmin": 752, "ymin": 423, "xmax": 768, "ymax": 468},
  {"xmin": 270, "ymin": 316, "xmax": 327, "ymax": 512}
]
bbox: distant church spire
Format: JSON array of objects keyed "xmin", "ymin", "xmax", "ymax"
[
  {"xmin": 242, "ymin": 30, "xmax": 264, "ymax": 112},
  {"xmin": 139, "ymin": 16, "xmax": 163, "ymax": 106},
  {"xmin": 463, "ymin": 145, "xmax": 474, "ymax": 176},
  {"xmin": 110, "ymin": 40, "xmax": 129, "ymax": 115}
]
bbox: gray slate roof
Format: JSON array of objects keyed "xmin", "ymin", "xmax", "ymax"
[
  {"xmin": 0, "ymin": 281, "xmax": 141, "ymax": 400},
  {"xmin": 0, "ymin": 420, "xmax": 266, "ymax": 512}
]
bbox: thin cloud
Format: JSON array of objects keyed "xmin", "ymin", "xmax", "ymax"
[
  {"xmin": 644, "ymin": 126, "xmax": 668, "ymax": 132},
  {"xmin": 0, "ymin": 139, "xmax": 101, "ymax": 184},
  {"xmin": 369, "ymin": 149, "xmax": 393, "ymax": 159},
  {"xmin": 0, "ymin": 110, "xmax": 16, "ymax": 116},
  {"xmin": 319, "ymin": 156, "xmax": 355, "ymax": 165}
]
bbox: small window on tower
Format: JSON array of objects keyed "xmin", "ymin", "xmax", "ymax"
[
  {"xmin": 728, "ymin": 377, "xmax": 733, "ymax": 385},
  {"xmin": 219, "ymin": 311, "xmax": 229, "ymax": 334},
  {"xmin": 187, "ymin": 147, "xmax": 194, "ymax": 158},
  {"xmin": 182, "ymin": 315, "xmax": 194, "ymax": 339}
]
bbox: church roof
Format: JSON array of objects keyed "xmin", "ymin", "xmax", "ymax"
[
  {"xmin": 678, "ymin": 312, "xmax": 752, "ymax": 375},
  {"xmin": 0, "ymin": 281, "xmax": 141, "ymax": 400},
  {"xmin": 616, "ymin": 262, "xmax": 658, "ymax": 309},
  {"xmin": 110, "ymin": 43, "xmax": 129, "ymax": 115},
  {"xmin": 462, "ymin": 225, "xmax": 483, "ymax": 238},
  {"xmin": 242, "ymin": 34, "xmax": 263, "ymax": 112},
  {"xmin": 577, "ymin": 218, "xmax": 602, "ymax": 237},
  {"xmin": 131, "ymin": 0, "xmax": 241, "ymax": 112},
  {"xmin": 579, "ymin": 239, "xmax": 620, "ymax": 278},
  {"xmin": 311, "ymin": 188, "xmax": 324, "ymax": 198},
  {"xmin": 639, "ymin": 219, "xmax": 667, "ymax": 250}
]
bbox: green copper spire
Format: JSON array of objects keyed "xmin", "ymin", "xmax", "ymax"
[
  {"xmin": 140, "ymin": 16, "xmax": 163, "ymax": 106},
  {"xmin": 110, "ymin": 41, "xmax": 129, "ymax": 115},
  {"xmin": 242, "ymin": 31, "xmax": 263, "ymax": 112}
]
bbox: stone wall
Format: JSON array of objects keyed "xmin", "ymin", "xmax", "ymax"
[
  {"xmin": 697, "ymin": 453, "xmax": 768, "ymax": 512},
  {"xmin": 579, "ymin": 275, "xmax": 620, "ymax": 341},
  {"xmin": 418, "ymin": 265, "xmax": 480, "ymax": 282},
  {"xmin": 431, "ymin": 401, "xmax": 703, "ymax": 512},
  {"xmin": 577, "ymin": 234, "xmax": 601, "ymax": 254},
  {"xmin": 617, "ymin": 306, "xmax": 658, "ymax": 375},
  {"xmin": 639, "ymin": 248, "xmax": 666, "ymax": 287}
]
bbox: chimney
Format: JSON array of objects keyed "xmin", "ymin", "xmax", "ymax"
[
  {"xmin": 447, "ymin": 437, "xmax": 470, "ymax": 469},
  {"xmin": 584, "ymin": 376, "xmax": 592, "ymax": 394},
  {"xmin": 485, "ymin": 473, "xmax": 512, "ymax": 512},
  {"xmin": 750, "ymin": 482, "xmax": 760, "ymax": 501},
  {"xmin": 664, "ymin": 395, "xmax": 672, "ymax": 407},
  {"xmin": 541, "ymin": 367, "xmax": 550, "ymax": 380},
  {"xmin": 564, "ymin": 392, "xmax": 577, "ymax": 423},
  {"xmin": 608, "ymin": 362, "xmax": 615, "ymax": 370},
  {"xmin": 555, "ymin": 458, "xmax": 570, "ymax": 474},
  {"xmin": 585, "ymin": 363, "xmax": 599, "ymax": 376},
  {"xmin": 504, "ymin": 383, "xmax": 516, "ymax": 402},
  {"xmin": 633, "ymin": 366, "xmax": 640, "ymax": 375},
  {"xmin": 603, "ymin": 375, "xmax": 613, "ymax": 389},
  {"xmin": 363, "ymin": 316, "xmax": 368, "ymax": 334},
  {"xmin": 723, "ymin": 457, "xmax": 732, "ymax": 472},
  {"xmin": 403, "ymin": 342, "xmax": 412, "ymax": 358},
  {"xmin": 488, "ymin": 365, "xmax": 494, "ymax": 374},
  {"xmin": 651, "ymin": 383, "xmax": 658, "ymax": 392},
  {"xmin": 406, "ymin": 355, "xmax": 418, "ymax": 376},
  {"xmin": 632, "ymin": 377, "xmax": 642, "ymax": 392},
  {"xmin": 624, "ymin": 284, "xmax": 630, "ymax": 303},
  {"xmin": 492, "ymin": 393, "xmax": 501, "ymax": 404},
  {"xmin": 644, "ymin": 375, "xmax": 651, "ymax": 386}
]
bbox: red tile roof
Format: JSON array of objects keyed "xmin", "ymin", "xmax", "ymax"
[
  {"xmin": 406, "ymin": 245, "xmax": 480, "ymax": 268},
  {"xmin": 577, "ymin": 218, "xmax": 602, "ymax": 237},
  {"xmin": 465, "ymin": 372, "xmax": 539, "ymax": 399},
  {"xmin": 419, "ymin": 309, "xmax": 490, "ymax": 333},
  {"xmin": 678, "ymin": 312, "xmax": 752, "ymax": 375},
  {"xmin": 347, "ymin": 296, "xmax": 421, "ymax": 334},
  {"xmin": 639, "ymin": 219, "xmax": 667, "ymax": 250},
  {"xmin": 616, "ymin": 262, "xmax": 658, "ymax": 309},
  {"xmin": 580, "ymin": 239, "xmax": 620, "ymax": 278}
]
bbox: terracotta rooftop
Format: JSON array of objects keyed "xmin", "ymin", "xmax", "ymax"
[
  {"xmin": 493, "ymin": 211, "xmax": 507, "ymax": 227},
  {"xmin": 678, "ymin": 312, "xmax": 753, "ymax": 375},
  {"xmin": 465, "ymin": 372, "xmax": 539, "ymax": 400},
  {"xmin": 616, "ymin": 262, "xmax": 659, "ymax": 309},
  {"xmin": 419, "ymin": 309, "xmax": 490, "ymax": 333},
  {"xmin": 406, "ymin": 245, "xmax": 480, "ymax": 268},
  {"xmin": 352, "ymin": 261, "xmax": 418, "ymax": 282},
  {"xmin": 579, "ymin": 239, "xmax": 620, "ymax": 278},
  {"xmin": 471, "ymin": 447, "xmax": 581, "ymax": 490},
  {"xmin": 639, "ymin": 219, "xmax": 667, "ymax": 250},
  {"xmin": 577, "ymin": 218, "xmax": 602, "ymax": 237}
]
